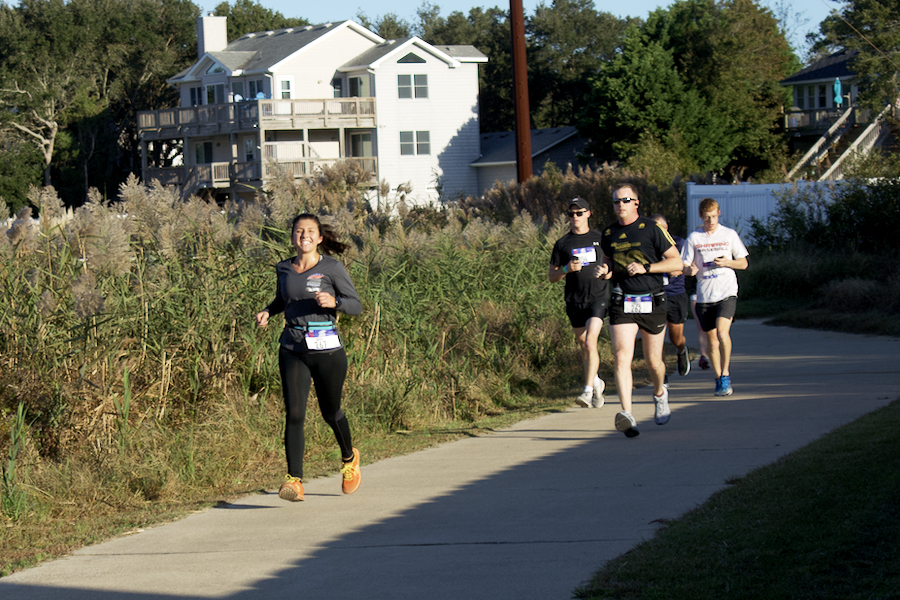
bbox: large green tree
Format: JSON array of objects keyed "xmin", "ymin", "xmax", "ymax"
[
  {"xmin": 0, "ymin": 0, "xmax": 199, "ymax": 204},
  {"xmin": 579, "ymin": 0, "xmax": 794, "ymax": 179},
  {"xmin": 527, "ymin": 0, "xmax": 631, "ymax": 128}
]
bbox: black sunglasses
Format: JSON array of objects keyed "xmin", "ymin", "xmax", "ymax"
[
  {"xmin": 567, "ymin": 210, "xmax": 588, "ymax": 217},
  {"xmin": 612, "ymin": 198, "xmax": 636, "ymax": 204}
]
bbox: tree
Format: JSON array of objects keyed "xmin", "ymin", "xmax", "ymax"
[
  {"xmin": 527, "ymin": 0, "xmax": 631, "ymax": 128},
  {"xmin": 0, "ymin": 132, "xmax": 43, "ymax": 215},
  {"xmin": 0, "ymin": 0, "xmax": 199, "ymax": 204},
  {"xmin": 356, "ymin": 11, "xmax": 412, "ymax": 39},
  {"xmin": 214, "ymin": 0, "xmax": 309, "ymax": 40},
  {"xmin": 578, "ymin": 0, "xmax": 794, "ymax": 179},
  {"xmin": 809, "ymin": 0, "xmax": 900, "ymax": 109},
  {"xmin": 579, "ymin": 26, "xmax": 735, "ymax": 174}
]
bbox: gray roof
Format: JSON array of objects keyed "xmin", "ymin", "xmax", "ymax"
[
  {"xmin": 208, "ymin": 51, "xmax": 259, "ymax": 71},
  {"xmin": 341, "ymin": 38, "xmax": 487, "ymax": 70},
  {"xmin": 222, "ymin": 22, "xmax": 347, "ymax": 73},
  {"xmin": 170, "ymin": 21, "xmax": 361, "ymax": 82},
  {"xmin": 473, "ymin": 126, "xmax": 579, "ymax": 165},
  {"xmin": 342, "ymin": 38, "xmax": 411, "ymax": 69},
  {"xmin": 433, "ymin": 45, "xmax": 488, "ymax": 61},
  {"xmin": 781, "ymin": 49, "xmax": 859, "ymax": 85}
]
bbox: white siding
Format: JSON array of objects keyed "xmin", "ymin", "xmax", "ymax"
[{"xmin": 374, "ymin": 51, "xmax": 481, "ymax": 205}]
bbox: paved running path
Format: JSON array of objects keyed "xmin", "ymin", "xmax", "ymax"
[{"xmin": 2, "ymin": 320, "xmax": 898, "ymax": 599}]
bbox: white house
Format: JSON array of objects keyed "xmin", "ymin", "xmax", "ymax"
[{"xmin": 136, "ymin": 15, "xmax": 487, "ymax": 205}]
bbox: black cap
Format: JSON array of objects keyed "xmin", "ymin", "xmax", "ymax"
[{"xmin": 568, "ymin": 198, "xmax": 590, "ymax": 211}]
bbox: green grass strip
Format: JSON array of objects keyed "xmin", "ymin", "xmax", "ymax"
[{"xmin": 576, "ymin": 399, "xmax": 900, "ymax": 600}]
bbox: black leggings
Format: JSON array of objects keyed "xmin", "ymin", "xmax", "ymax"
[{"xmin": 278, "ymin": 345, "xmax": 354, "ymax": 479}]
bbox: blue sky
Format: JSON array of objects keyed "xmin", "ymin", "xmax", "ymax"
[{"xmin": 203, "ymin": 0, "xmax": 845, "ymax": 55}]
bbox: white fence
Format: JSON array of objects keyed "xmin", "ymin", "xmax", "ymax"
[{"xmin": 685, "ymin": 181, "xmax": 844, "ymax": 244}]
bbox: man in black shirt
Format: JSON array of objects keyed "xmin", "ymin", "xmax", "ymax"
[
  {"xmin": 548, "ymin": 198, "xmax": 610, "ymax": 408},
  {"xmin": 600, "ymin": 185, "xmax": 682, "ymax": 437}
]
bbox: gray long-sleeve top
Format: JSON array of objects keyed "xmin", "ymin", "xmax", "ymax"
[{"xmin": 263, "ymin": 255, "xmax": 362, "ymax": 353}]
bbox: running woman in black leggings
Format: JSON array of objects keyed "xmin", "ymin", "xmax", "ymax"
[{"xmin": 255, "ymin": 214, "xmax": 363, "ymax": 501}]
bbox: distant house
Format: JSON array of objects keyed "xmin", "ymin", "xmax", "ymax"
[
  {"xmin": 779, "ymin": 49, "xmax": 894, "ymax": 181},
  {"xmin": 472, "ymin": 126, "xmax": 590, "ymax": 195},
  {"xmin": 136, "ymin": 15, "xmax": 487, "ymax": 205},
  {"xmin": 780, "ymin": 49, "xmax": 861, "ymax": 134}
]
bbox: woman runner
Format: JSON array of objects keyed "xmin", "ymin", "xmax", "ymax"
[{"xmin": 255, "ymin": 213, "xmax": 363, "ymax": 501}]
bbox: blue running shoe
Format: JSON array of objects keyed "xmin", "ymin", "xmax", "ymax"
[
  {"xmin": 714, "ymin": 377, "xmax": 722, "ymax": 396},
  {"xmin": 719, "ymin": 375, "xmax": 733, "ymax": 396}
]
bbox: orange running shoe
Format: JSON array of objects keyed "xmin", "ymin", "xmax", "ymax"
[
  {"xmin": 278, "ymin": 475, "xmax": 304, "ymax": 502},
  {"xmin": 340, "ymin": 448, "xmax": 361, "ymax": 494}
]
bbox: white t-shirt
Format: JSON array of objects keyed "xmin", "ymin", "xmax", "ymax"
[{"xmin": 682, "ymin": 225, "xmax": 749, "ymax": 304}]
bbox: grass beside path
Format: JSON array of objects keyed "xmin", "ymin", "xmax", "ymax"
[{"xmin": 575, "ymin": 399, "xmax": 900, "ymax": 600}]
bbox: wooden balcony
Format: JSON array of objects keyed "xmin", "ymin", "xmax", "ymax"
[
  {"xmin": 143, "ymin": 157, "xmax": 378, "ymax": 194},
  {"xmin": 137, "ymin": 98, "xmax": 377, "ymax": 140},
  {"xmin": 785, "ymin": 107, "xmax": 873, "ymax": 132}
]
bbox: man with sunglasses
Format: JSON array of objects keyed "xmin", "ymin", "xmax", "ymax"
[
  {"xmin": 600, "ymin": 184, "xmax": 683, "ymax": 437},
  {"xmin": 548, "ymin": 198, "xmax": 610, "ymax": 408}
]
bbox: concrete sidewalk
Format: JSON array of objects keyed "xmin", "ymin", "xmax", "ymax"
[{"xmin": 2, "ymin": 320, "xmax": 898, "ymax": 599}]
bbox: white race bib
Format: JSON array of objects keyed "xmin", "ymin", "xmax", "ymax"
[
  {"xmin": 624, "ymin": 294, "xmax": 652, "ymax": 314},
  {"xmin": 572, "ymin": 247, "xmax": 598, "ymax": 265},
  {"xmin": 306, "ymin": 328, "xmax": 341, "ymax": 351}
]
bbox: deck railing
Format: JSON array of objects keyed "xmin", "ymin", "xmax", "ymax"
[
  {"xmin": 138, "ymin": 98, "xmax": 377, "ymax": 134},
  {"xmin": 143, "ymin": 157, "xmax": 377, "ymax": 194}
]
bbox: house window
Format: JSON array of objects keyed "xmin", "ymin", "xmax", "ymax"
[
  {"xmin": 398, "ymin": 74, "xmax": 428, "ymax": 99},
  {"xmin": 400, "ymin": 131, "xmax": 430, "ymax": 155},
  {"xmin": 349, "ymin": 76, "xmax": 370, "ymax": 97},
  {"xmin": 818, "ymin": 85, "xmax": 827, "ymax": 108},
  {"xmin": 244, "ymin": 138, "xmax": 256, "ymax": 162},
  {"xmin": 206, "ymin": 84, "xmax": 225, "ymax": 105},
  {"xmin": 232, "ymin": 81, "xmax": 244, "ymax": 101},
  {"xmin": 195, "ymin": 141, "xmax": 213, "ymax": 164},
  {"xmin": 189, "ymin": 87, "xmax": 202, "ymax": 106},
  {"xmin": 280, "ymin": 80, "xmax": 292, "ymax": 99},
  {"xmin": 795, "ymin": 87, "xmax": 804, "ymax": 109},
  {"xmin": 398, "ymin": 52, "xmax": 426, "ymax": 63},
  {"xmin": 351, "ymin": 133, "xmax": 372, "ymax": 157},
  {"xmin": 332, "ymin": 78, "xmax": 342, "ymax": 97},
  {"xmin": 248, "ymin": 79, "xmax": 265, "ymax": 99}
]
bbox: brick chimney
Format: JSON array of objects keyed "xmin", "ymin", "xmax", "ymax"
[{"xmin": 197, "ymin": 13, "xmax": 227, "ymax": 58}]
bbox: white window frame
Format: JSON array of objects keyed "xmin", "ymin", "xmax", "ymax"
[
  {"xmin": 400, "ymin": 131, "xmax": 430, "ymax": 155},
  {"xmin": 398, "ymin": 74, "xmax": 428, "ymax": 99}
]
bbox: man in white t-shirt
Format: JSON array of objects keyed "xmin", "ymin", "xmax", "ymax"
[{"xmin": 682, "ymin": 198, "xmax": 749, "ymax": 396}]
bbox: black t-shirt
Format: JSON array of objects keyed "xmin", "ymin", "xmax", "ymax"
[
  {"xmin": 550, "ymin": 229, "xmax": 608, "ymax": 306},
  {"xmin": 600, "ymin": 217, "xmax": 676, "ymax": 295}
]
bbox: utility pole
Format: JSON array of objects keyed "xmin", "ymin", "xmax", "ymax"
[{"xmin": 510, "ymin": 0, "xmax": 532, "ymax": 183}]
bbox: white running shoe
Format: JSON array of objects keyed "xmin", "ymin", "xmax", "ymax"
[
  {"xmin": 575, "ymin": 389, "xmax": 593, "ymax": 408},
  {"xmin": 615, "ymin": 411, "xmax": 640, "ymax": 437},
  {"xmin": 654, "ymin": 388, "xmax": 671, "ymax": 425},
  {"xmin": 592, "ymin": 376, "xmax": 605, "ymax": 408}
]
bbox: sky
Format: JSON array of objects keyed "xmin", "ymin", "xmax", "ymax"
[{"xmin": 201, "ymin": 0, "xmax": 846, "ymax": 56}]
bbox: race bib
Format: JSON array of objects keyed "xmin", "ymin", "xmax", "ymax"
[
  {"xmin": 304, "ymin": 321, "xmax": 341, "ymax": 351},
  {"xmin": 624, "ymin": 294, "xmax": 652, "ymax": 314},
  {"xmin": 306, "ymin": 328, "xmax": 341, "ymax": 351},
  {"xmin": 572, "ymin": 247, "xmax": 597, "ymax": 265}
]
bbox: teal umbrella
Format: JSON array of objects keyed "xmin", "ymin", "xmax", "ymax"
[{"xmin": 834, "ymin": 78, "xmax": 843, "ymax": 107}]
